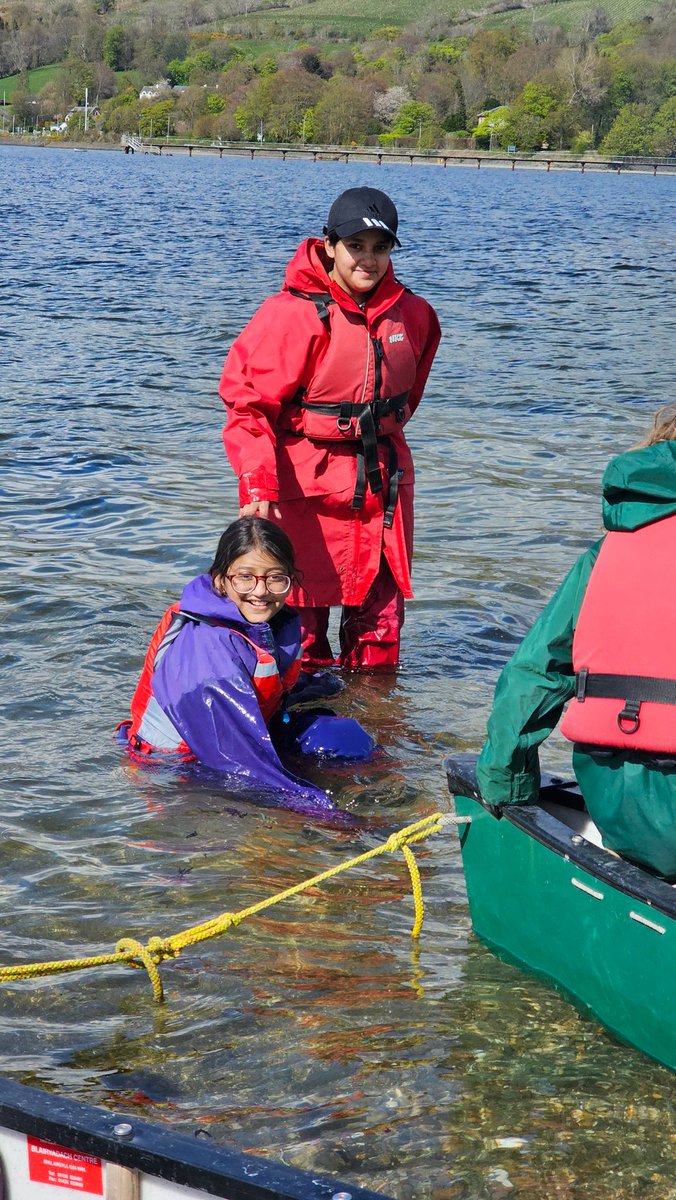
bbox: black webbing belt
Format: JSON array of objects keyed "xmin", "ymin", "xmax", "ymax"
[
  {"xmin": 299, "ymin": 393, "xmax": 408, "ymax": 527},
  {"xmin": 575, "ymin": 669, "xmax": 676, "ymax": 734}
]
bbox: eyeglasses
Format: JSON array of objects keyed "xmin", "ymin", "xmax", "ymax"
[{"xmin": 226, "ymin": 573, "xmax": 292, "ymax": 596}]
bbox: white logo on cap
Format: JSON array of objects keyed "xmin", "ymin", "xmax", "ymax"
[{"xmin": 362, "ymin": 217, "xmax": 389, "ymax": 230}]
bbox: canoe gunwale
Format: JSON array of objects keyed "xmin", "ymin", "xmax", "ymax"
[
  {"xmin": 444, "ymin": 755, "xmax": 676, "ymax": 920},
  {"xmin": 0, "ymin": 1075, "xmax": 392, "ymax": 1200},
  {"xmin": 505, "ymin": 803, "xmax": 676, "ymax": 920}
]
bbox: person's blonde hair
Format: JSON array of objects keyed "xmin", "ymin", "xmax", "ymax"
[{"xmin": 635, "ymin": 404, "xmax": 676, "ymax": 449}]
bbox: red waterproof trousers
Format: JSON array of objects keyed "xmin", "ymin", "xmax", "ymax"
[{"xmin": 298, "ymin": 558, "xmax": 404, "ymax": 672}]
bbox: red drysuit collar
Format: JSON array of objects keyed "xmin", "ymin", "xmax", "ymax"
[{"xmin": 283, "ymin": 237, "xmax": 406, "ymax": 321}]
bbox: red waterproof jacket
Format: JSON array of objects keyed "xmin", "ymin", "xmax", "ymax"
[
  {"xmin": 561, "ymin": 514, "xmax": 676, "ymax": 753},
  {"xmin": 219, "ymin": 239, "xmax": 441, "ymax": 607}
]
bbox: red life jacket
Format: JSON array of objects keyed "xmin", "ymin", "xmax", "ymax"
[
  {"xmin": 128, "ymin": 603, "xmax": 302, "ymax": 754},
  {"xmin": 283, "ymin": 289, "xmax": 415, "ymax": 443},
  {"xmin": 280, "ymin": 291, "xmax": 419, "ymax": 527},
  {"xmin": 560, "ymin": 514, "xmax": 676, "ymax": 753}
]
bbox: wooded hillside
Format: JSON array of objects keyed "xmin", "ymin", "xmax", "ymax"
[{"xmin": 1, "ymin": 0, "xmax": 674, "ymax": 153}]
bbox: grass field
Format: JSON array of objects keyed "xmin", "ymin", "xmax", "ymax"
[
  {"xmin": 0, "ymin": 66, "xmax": 134, "ymax": 99},
  {"xmin": 486, "ymin": 0, "xmax": 664, "ymax": 32},
  {"xmin": 0, "ymin": 64, "xmax": 61, "ymax": 98},
  {"xmin": 231, "ymin": 0, "xmax": 444, "ymax": 35},
  {"xmin": 228, "ymin": 0, "xmax": 667, "ymax": 35}
]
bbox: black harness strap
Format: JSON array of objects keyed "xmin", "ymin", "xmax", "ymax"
[
  {"xmin": 287, "ymin": 288, "xmax": 334, "ymax": 328},
  {"xmin": 355, "ymin": 401, "xmax": 382, "ymax": 496},
  {"xmin": 298, "ymin": 392, "xmax": 409, "ymax": 511},
  {"xmin": 298, "ymin": 393, "xmax": 409, "ymax": 423},
  {"xmin": 383, "ymin": 440, "xmax": 400, "ymax": 529},
  {"xmin": 351, "ymin": 447, "xmax": 367, "ymax": 512},
  {"xmin": 575, "ymin": 669, "xmax": 676, "ymax": 735},
  {"xmin": 350, "ymin": 441, "xmax": 398, "ymax": 525}
]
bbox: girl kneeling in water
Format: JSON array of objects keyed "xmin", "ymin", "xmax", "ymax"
[{"xmin": 120, "ymin": 517, "xmax": 374, "ymax": 812}]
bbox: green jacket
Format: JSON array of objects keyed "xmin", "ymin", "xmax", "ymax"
[{"xmin": 476, "ymin": 440, "xmax": 676, "ymax": 879}]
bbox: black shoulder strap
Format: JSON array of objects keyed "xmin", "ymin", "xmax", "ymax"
[{"xmin": 287, "ymin": 287, "xmax": 334, "ymax": 330}]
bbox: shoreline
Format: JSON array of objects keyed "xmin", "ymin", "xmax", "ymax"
[{"xmin": 2, "ymin": 134, "xmax": 675, "ymax": 176}]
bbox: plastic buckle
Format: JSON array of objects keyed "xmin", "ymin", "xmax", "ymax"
[{"xmin": 575, "ymin": 668, "xmax": 588, "ymax": 702}]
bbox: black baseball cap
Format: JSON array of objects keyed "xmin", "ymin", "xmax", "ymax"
[{"xmin": 324, "ymin": 187, "xmax": 401, "ymax": 247}]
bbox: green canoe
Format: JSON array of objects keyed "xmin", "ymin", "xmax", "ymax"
[{"xmin": 445, "ymin": 755, "xmax": 676, "ymax": 1072}]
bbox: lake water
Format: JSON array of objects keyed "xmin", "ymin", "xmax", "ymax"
[{"xmin": 1, "ymin": 144, "xmax": 675, "ymax": 1198}]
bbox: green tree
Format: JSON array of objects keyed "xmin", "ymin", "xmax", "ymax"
[
  {"xmin": 138, "ymin": 99, "xmax": 174, "ymax": 138},
  {"xmin": 257, "ymin": 56, "xmax": 279, "ymax": 78},
  {"xmin": 501, "ymin": 109, "xmax": 544, "ymax": 151},
  {"xmin": 102, "ymin": 26, "xmax": 124, "ymax": 71},
  {"xmin": 312, "ymin": 76, "xmax": 374, "ymax": 145},
  {"xmin": 175, "ymin": 86, "xmax": 209, "ymax": 129},
  {"xmin": 570, "ymin": 129, "xmax": 595, "ymax": 153},
  {"xmin": 301, "ymin": 106, "xmax": 316, "ymax": 142},
  {"xmin": 607, "ymin": 67, "xmax": 634, "ymax": 109},
  {"xmin": 100, "ymin": 92, "xmax": 141, "ymax": 134},
  {"xmin": 265, "ymin": 68, "xmax": 323, "ymax": 142},
  {"xmin": 600, "ymin": 103, "xmax": 653, "ymax": 153},
  {"xmin": 167, "ymin": 58, "xmax": 189, "ymax": 86},
  {"xmin": 387, "ymin": 99, "xmax": 439, "ymax": 146},
  {"xmin": 235, "ymin": 75, "xmax": 273, "ymax": 140},
  {"xmin": 186, "ymin": 50, "xmax": 217, "ymax": 82},
  {"xmin": 466, "ymin": 29, "xmax": 520, "ymax": 98},
  {"xmin": 471, "ymin": 104, "xmax": 510, "ymax": 146},
  {"xmin": 206, "ymin": 93, "xmax": 227, "ymax": 115},
  {"xmin": 650, "ymin": 95, "xmax": 676, "ymax": 155},
  {"xmin": 656, "ymin": 61, "xmax": 676, "ymax": 104},
  {"xmin": 62, "ymin": 57, "xmax": 95, "ymax": 107},
  {"xmin": 10, "ymin": 87, "xmax": 35, "ymax": 129},
  {"xmin": 519, "ymin": 81, "xmax": 558, "ymax": 118}
]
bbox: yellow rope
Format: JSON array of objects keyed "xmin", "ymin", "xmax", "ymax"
[
  {"xmin": 401, "ymin": 844, "xmax": 424, "ymax": 939},
  {"xmin": 0, "ymin": 810, "xmax": 457, "ymax": 1003}
]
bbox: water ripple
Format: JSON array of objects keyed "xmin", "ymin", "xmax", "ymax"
[{"xmin": 1, "ymin": 145, "xmax": 675, "ymax": 1198}]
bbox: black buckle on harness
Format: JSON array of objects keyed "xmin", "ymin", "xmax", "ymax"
[
  {"xmin": 336, "ymin": 401, "xmax": 353, "ymax": 433},
  {"xmin": 575, "ymin": 668, "xmax": 588, "ymax": 702},
  {"xmin": 617, "ymin": 699, "xmax": 641, "ymax": 735}
]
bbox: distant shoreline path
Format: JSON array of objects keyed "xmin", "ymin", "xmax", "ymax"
[{"xmin": 3, "ymin": 135, "xmax": 675, "ymax": 176}]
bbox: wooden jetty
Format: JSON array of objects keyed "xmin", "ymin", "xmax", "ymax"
[{"xmin": 120, "ymin": 135, "xmax": 676, "ymax": 176}]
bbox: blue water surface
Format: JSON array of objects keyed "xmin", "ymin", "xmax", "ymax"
[{"xmin": 1, "ymin": 144, "xmax": 675, "ymax": 1199}]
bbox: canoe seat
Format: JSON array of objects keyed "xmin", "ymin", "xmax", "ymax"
[{"xmin": 540, "ymin": 800, "xmax": 605, "ymax": 848}]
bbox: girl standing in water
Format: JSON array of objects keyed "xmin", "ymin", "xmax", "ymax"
[{"xmin": 219, "ymin": 187, "xmax": 441, "ymax": 672}]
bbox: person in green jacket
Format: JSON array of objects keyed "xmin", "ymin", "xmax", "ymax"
[{"xmin": 476, "ymin": 405, "xmax": 676, "ymax": 880}]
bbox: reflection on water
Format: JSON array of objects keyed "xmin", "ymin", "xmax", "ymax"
[{"xmin": 1, "ymin": 145, "xmax": 675, "ymax": 1198}]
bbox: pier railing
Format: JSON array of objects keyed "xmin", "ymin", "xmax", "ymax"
[{"xmin": 120, "ymin": 135, "xmax": 676, "ymax": 174}]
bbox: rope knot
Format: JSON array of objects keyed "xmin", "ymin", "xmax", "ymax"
[
  {"xmin": 146, "ymin": 936, "xmax": 177, "ymax": 963},
  {"xmin": 384, "ymin": 829, "xmax": 410, "ymax": 853},
  {"xmin": 115, "ymin": 937, "xmax": 165, "ymax": 1003}
]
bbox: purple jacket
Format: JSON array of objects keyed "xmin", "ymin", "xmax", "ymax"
[{"xmin": 140, "ymin": 574, "xmax": 333, "ymax": 812}]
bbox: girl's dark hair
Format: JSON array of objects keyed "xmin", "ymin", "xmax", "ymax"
[{"xmin": 209, "ymin": 517, "xmax": 296, "ymax": 580}]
